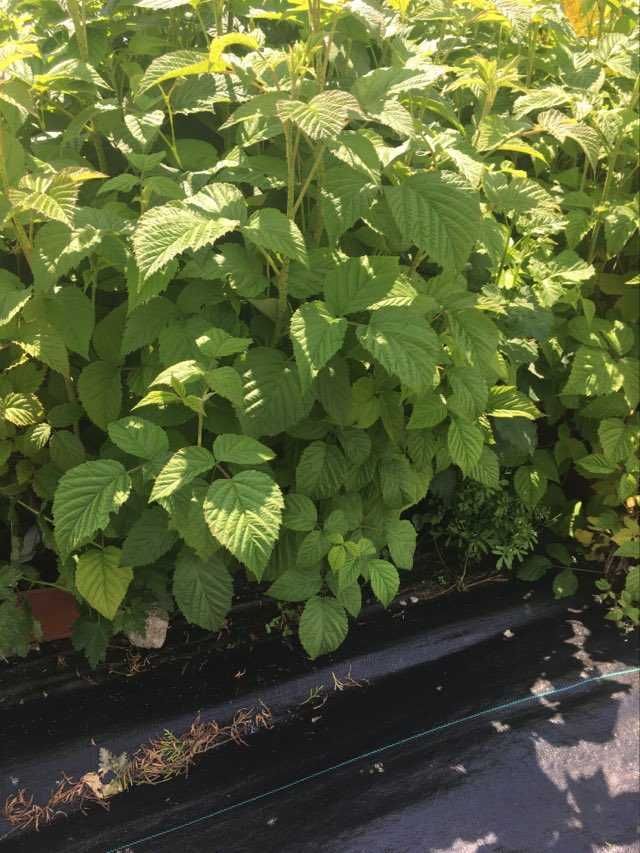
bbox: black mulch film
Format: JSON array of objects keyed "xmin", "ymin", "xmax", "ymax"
[{"xmin": 1, "ymin": 582, "xmax": 638, "ymax": 853}]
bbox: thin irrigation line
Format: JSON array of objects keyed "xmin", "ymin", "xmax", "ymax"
[{"xmin": 107, "ymin": 666, "xmax": 640, "ymax": 852}]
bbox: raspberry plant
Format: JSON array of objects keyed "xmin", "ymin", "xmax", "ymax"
[{"xmin": 0, "ymin": 0, "xmax": 638, "ymax": 664}]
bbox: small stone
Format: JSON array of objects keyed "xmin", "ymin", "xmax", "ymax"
[
  {"xmin": 267, "ymin": 817, "xmax": 278, "ymax": 827},
  {"xmin": 373, "ymin": 762, "xmax": 384, "ymax": 773},
  {"xmin": 399, "ymin": 600, "xmax": 407, "ymax": 607},
  {"xmin": 127, "ymin": 608, "xmax": 169, "ymax": 649},
  {"xmin": 409, "ymin": 596, "xmax": 419, "ymax": 604},
  {"xmin": 503, "ymin": 628, "xmax": 515, "ymax": 639}
]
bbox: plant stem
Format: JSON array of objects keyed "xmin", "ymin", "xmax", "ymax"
[
  {"xmin": 292, "ymin": 143, "xmax": 325, "ymax": 217},
  {"xmin": 67, "ymin": 0, "xmax": 89, "ymax": 61},
  {"xmin": 197, "ymin": 411, "xmax": 204, "ymax": 447}
]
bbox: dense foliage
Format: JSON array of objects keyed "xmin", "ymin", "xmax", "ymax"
[{"xmin": 0, "ymin": 0, "xmax": 638, "ymax": 665}]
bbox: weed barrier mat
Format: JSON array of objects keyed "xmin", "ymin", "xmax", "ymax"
[{"xmin": 1, "ymin": 582, "xmax": 638, "ymax": 852}]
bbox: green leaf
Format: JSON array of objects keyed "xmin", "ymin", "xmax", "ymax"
[
  {"xmin": 75, "ymin": 546, "xmax": 133, "ymax": 620},
  {"xmin": 49, "ymin": 430, "xmax": 86, "ymax": 472},
  {"xmin": 562, "ymin": 346, "xmax": 623, "ymax": 397},
  {"xmin": 487, "ymin": 386, "xmax": 541, "ymax": 420},
  {"xmin": 172, "ymin": 550, "xmax": 233, "ymax": 631},
  {"xmin": 134, "ymin": 192, "xmax": 243, "ymax": 278},
  {"xmin": 297, "ymin": 529, "xmax": 331, "ymax": 567},
  {"xmin": 468, "ymin": 446, "xmax": 500, "ymax": 490},
  {"xmin": 282, "ymin": 493, "xmax": 318, "ymax": 532},
  {"xmin": 299, "ymin": 595, "xmax": 348, "ymax": 659},
  {"xmin": 71, "ymin": 613, "xmax": 112, "ymax": 668},
  {"xmin": 553, "ymin": 568, "xmax": 579, "ymax": 599},
  {"xmin": 0, "ymin": 392, "xmax": 43, "ymax": 426},
  {"xmin": 213, "ymin": 434, "xmax": 275, "ymax": 465},
  {"xmin": 78, "ymin": 361, "xmax": 122, "ymax": 430},
  {"xmin": 408, "ymin": 392, "xmax": 447, "ymax": 429},
  {"xmin": 46, "ymin": 288, "xmax": 94, "ymax": 358},
  {"xmin": 53, "ymin": 460, "xmax": 131, "ymax": 556},
  {"xmin": 517, "ymin": 555, "xmax": 552, "ymax": 581},
  {"xmin": 0, "ymin": 599, "xmax": 35, "ymax": 659},
  {"xmin": 368, "ymin": 559, "xmax": 399, "ymax": 607},
  {"xmin": 447, "ymin": 417, "xmax": 484, "ymax": 474},
  {"xmin": 206, "ymin": 366, "xmax": 245, "ymax": 406},
  {"xmin": 0, "ymin": 270, "xmax": 31, "ymax": 325},
  {"xmin": 356, "ymin": 308, "xmax": 439, "ymax": 392},
  {"xmin": 121, "ymin": 507, "xmax": 178, "ymax": 567},
  {"xmin": 108, "ymin": 416, "xmax": 169, "ymax": 460},
  {"xmin": 136, "ymin": 50, "xmax": 209, "ymax": 96},
  {"xmin": 385, "ymin": 519, "xmax": 416, "ymax": 569},
  {"xmin": 323, "ymin": 256, "xmax": 398, "ymax": 316},
  {"xmin": 242, "ymin": 209, "xmax": 308, "ymax": 265},
  {"xmin": 296, "ymin": 441, "xmax": 347, "ymax": 500},
  {"xmin": 203, "ymin": 470, "xmax": 284, "ymax": 579},
  {"xmin": 576, "ymin": 453, "xmax": 618, "ymax": 475},
  {"xmin": 514, "ymin": 465, "xmax": 548, "ymax": 508},
  {"xmin": 599, "ymin": 419, "xmax": 636, "ymax": 463},
  {"xmin": 267, "ymin": 566, "xmax": 323, "ymax": 601},
  {"xmin": 276, "ymin": 91, "xmax": 362, "ymax": 141},
  {"xmin": 149, "ymin": 446, "xmax": 215, "ymax": 502},
  {"xmin": 290, "ymin": 301, "xmax": 347, "ymax": 392},
  {"xmin": 385, "ymin": 172, "xmax": 481, "ymax": 271},
  {"xmin": 236, "ymin": 348, "xmax": 309, "ymax": 437}
]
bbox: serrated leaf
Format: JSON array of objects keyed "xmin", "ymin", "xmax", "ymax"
[
  {"xmin": 296, "ymin": 441, "xmax": 347, "ymax": 500},
  {"xmin": 150, "ymin": 446, "xmax": 215, "ymax": 502},
  {"xmin": 553, "ymin": 568, "xmax": 578, "ymax": 599},
  {"xmin": 243, "ymin": 208, "xmax": 308, "ymax": 265},
  {"xmin": 290, "ymin": 301, "xmax": 347, "ymax": 392},
  {"xmin": 49, "ymin": 430, "xmax": 85, "ymax": 471},
  {"xmin": 75, "ymin": 546, "xmax": 133, "ymax": 619},
  {"xmin": 517, "ymin": 555, "xmax": 552, "ymax": 581},
  {"xmin": 71, "ymin": 614, "xmax": 111, "ymax": 668},
  {"xmin": 562, "ymin": 346, "xmax": 624, "ymax": 397},
  {"xmin": 468, "ymin": 446, "xmax": 500, "ymax": 489},
  {"xmin": 0, "ymin": 392, "xmax": 44, "ymax": 426},
  {"xmin": 236, "ymin": 348, "xmax": 309, "ymax": 437},
  {"xmin": 323, "ymin": 256, "xmax": 398, "ymax": 316},
  {"xmin": 368, "ymin": 559, "xmax": 399, "ymax": 607},
  {"xmin": 0, "ymin": 270, "xmax": 31, "ymax": 325},
  {"xmin": 514, "ymin": 465, "xmax": 547, "ymax": 507},
  {"xmin": 53, "ymin": 460, "xmax": 131, "ymax": 556},
  {"xmin": 408, "ymin": 392, "xmax": 447, "ymax": 429},
  {"xmin": 385, "ymin": 519, "xmax": 416, "ymax": 569},
  {"xmin": 599, "ymin": 419, "xmax": 636, "ymax": 463},
  {"xmin": 385, "ymin": 172, "xmax": 481, "ymax": 271},
  {"xmin": 267, "ymin": 566, "xmax": 323, "ymax": 601},
  {"xmin": 299, "ymin": 595, "xmax": 348, "ymax": 659},
  {"xmin": 447, "ymin": 417, "xmax": 484, "ymax": 475},
  {"xmin": 78, "ymin": 361, "xmax": 122, "ymax": 430},
  {"xmin": 487, "ymin": 386, "xmax": 541, "ymax": 420},
  {"xmin": 108, "ymin": 416, "xmax": 169, "ymax": 460},
  {"xmin": 213, "ymin": 434, "xmax": 275, "ymax": 465},
  {"xmin": 356, "ymin": 308, "xmax": 439, "ymax": 392},
  {"xmin": 282, "ymin": 493, "xmax": 317, "ymax": 532},
  {"xmin": 134, "ymin": 199, "xmax": 241, "ymax": 279},
  {"xmin": 136, "ymin": 50, "xmax": 210, "ymax": 96},
  {"xmin": 121, "ymin": 507, "xmax": 178, "ymax": 566},
  {"xmin": 276, "ymin": 91, "xmax": 361, "ymax": 141},
  {"xmin": 172, "ymin": 550, "xmax": 233, "ymax": 630},
  {"xmin": 203, "ymin": 470, "xmax": 283, "ymax": 578}
]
